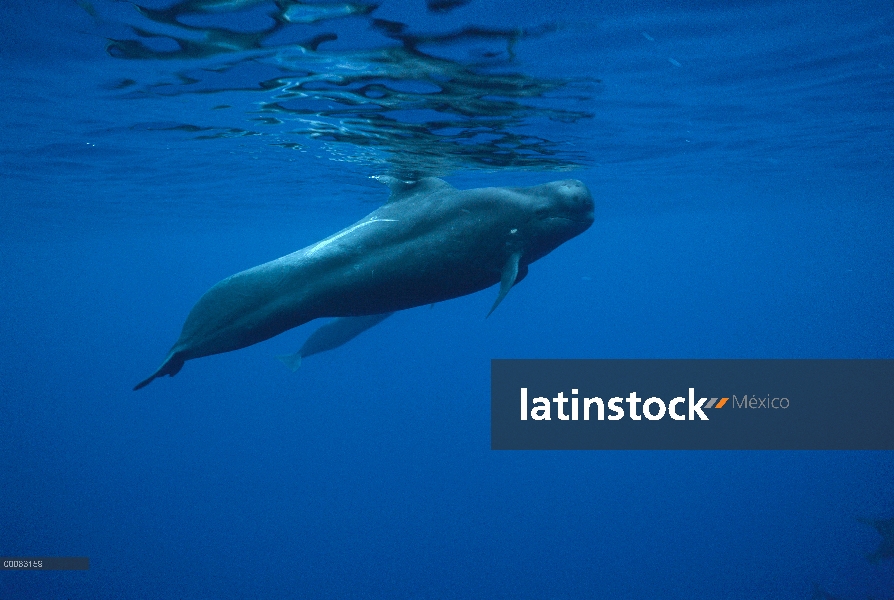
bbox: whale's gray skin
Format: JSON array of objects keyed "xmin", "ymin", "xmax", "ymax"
[
  {"xmin": 134, "ymin": 177, "xmax": 594, "ymax": 390},
  {"xmin": 276, "ymin": 312, "xmax": 395, "ymax": 371}
]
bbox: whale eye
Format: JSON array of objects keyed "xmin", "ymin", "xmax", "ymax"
[{"xmin": 535, "ymin": 208, "xmax": 550, "ymax": 219}]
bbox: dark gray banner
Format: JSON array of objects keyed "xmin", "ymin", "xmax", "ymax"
[
  {"xmin": 491, "ymin": 360, "xmax": 894, "ymax": 450},
  {"xmin": 1, "ymin": 557, "xmax": 89, "ymax": 570}
]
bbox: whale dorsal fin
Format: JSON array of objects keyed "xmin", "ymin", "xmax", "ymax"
[
  {"xmin": 487, "ymin": 251, "xmax": 523, "ymax": 318},
  {"xmin": 373, "ymin": 176, "xmax": 454, "ymax": 203}
]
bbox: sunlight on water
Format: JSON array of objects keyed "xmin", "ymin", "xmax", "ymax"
[{"xmin": 83, "ymin": 0, "xmax": 597, "ymax": 177}]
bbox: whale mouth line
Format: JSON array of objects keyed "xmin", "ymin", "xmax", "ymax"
[{"xmin": 543, "ymin": 215, "xmax": 594, "ymax": 225}]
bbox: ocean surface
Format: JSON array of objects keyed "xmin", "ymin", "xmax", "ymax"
[{"xmin": 1, "ymin": 0, "xmax": 893, "ymax": 597}]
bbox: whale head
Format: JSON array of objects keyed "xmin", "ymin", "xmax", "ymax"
[{"xmin": 516, "ymin": 179, "xmax": 594, "ymax": 262}]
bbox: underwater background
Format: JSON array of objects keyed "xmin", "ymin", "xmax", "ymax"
[{"xmin": 1, "ymin": 0, "xmax": 893, "ymax": 597}]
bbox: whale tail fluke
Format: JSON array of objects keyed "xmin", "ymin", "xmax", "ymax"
[
  {"xmin": 276, "ymin": 352, "xmax": 303, "ymax": 372},
  {"xmin": 133, "ymin": 351, "xmax": 186, "ymax": 391}
]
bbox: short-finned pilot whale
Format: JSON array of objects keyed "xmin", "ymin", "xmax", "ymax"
[{"xmin": 134, "ymin": 177, "xmax": 594, "ymax": 390}]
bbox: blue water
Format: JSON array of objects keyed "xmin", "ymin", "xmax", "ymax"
[{"xmin": 2, "ymin": 0, "xmax": 893, "ymax": 597}]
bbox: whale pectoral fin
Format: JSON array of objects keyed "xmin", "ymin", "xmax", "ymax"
[
  {"xmin": 276, "ymin": 352, "xmax": 303, "ymax": 372},
  {"xmin": 487, "ymin": 252, "xmax": 522, "ymax": 318},
  {"xmin": 277, "ymin": 312, "xmax": 396, "ymax": 372}
]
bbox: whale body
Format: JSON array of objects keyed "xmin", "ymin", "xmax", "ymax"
[{"xmin": 134, "ymin": 177, "xmax": 594, "ymax": 390}]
